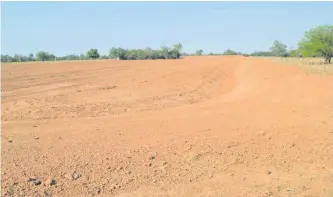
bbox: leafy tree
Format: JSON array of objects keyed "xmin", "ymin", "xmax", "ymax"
[
  {"xmin": 107, "ymin": 43, "xmax": 183, "ymax": 60},
  {"xmin": 144, "ymin": 48, "xmax": 153, "ymax": 59},
  {"xmin": 270, "ymin": 40, "xmax": 288, "ymax": 57},
  {"xmin": 109, "ymin": 47, "xmax": 119, "ymax": 59},
  {"xmin": 117, "ymin": 48, "xmax": 127, "ymax": 60},
  {"xmin": 160, "ymin": 46, "xmax": 170, "ymax": 59},
  {"xmin": 223, "ymin": 49, "xmax": 238, "ymax": 55},
  {"xmin": 169, "ymin": 49, "xmax": 179, "ymax": 59},
  {"xmin": 173, "ymin": 43, "xmax": 183, "ymax": 52},
  {"xmin": 126, "ymin": 49, "xmax": 137, "ymax": 60},
  {"xmin": 298, "ymin": 25, "xmax": 333, "ymax": 64},
  {"xmin": 136, "ymin": 49, "xmax": 146, "ymax": 60},
  {"xmin": 86, "ymin": 48, "xmax": 100, "ymax": 59},
  {"xmin": 195, "ymin": 49, "xmax": 203, "ymax": 56},
  {"xmin": 151, "ymin": 50, "xmax": 160, "ymax": 59},
  {"xmin": 170, "ymin": 43, "xmax": 182, "ymax": 59},
  {"xmin": 36, "ymin": 51, "xmax": 49, "ymax": 62}
]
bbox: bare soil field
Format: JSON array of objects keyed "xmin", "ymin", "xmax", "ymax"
[{"xmin": 2, "ymin": 56, "xmax": 333, "ymax": 197}]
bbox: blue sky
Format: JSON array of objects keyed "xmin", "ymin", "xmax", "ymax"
[{"xmin": 1, "ymin": 2, "xmax": 332, "ymax": 56}]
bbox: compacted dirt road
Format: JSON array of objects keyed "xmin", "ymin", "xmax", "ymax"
[{"xmin": 2, "ymin": 56, "xmax": 333, "ymax": 197}]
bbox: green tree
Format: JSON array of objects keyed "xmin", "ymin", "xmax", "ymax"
[
  {"xmin": 270, "ymin": 40, "xmax": 287, "ymax": 57},
  {"xmin": 160, "ymin": 46, "xmax": 170, "ymax": 59},
  {"xmin": 86, "ymin": 49, "xmax": 100, "ymax": 59},
  {"xmin": 223, "ymin": 49, "xmax": 238, "ymax": 55},
  {"xmin": 298, "ymin": 25, "xmax": 333, "ymax": 64},
  {"xmin": 109, "ymin": 47, "xmax": 119, "ymax": 59},
  {"xmin": 137, "ymin": 49, "xmax": 146, "ymax": 60},
  {"xmin": 144, "ymin": 48, "xmax": 153, "ymax": 59},
  {"xmin": 170, "ymin": 43, "xmax": 182, "ymax": 59},
  {"xmin": 195, "ymin": 49, "xmax": 203, "ymax": 56},
  {"xmin": 151, "ymin": 50, "xmax": 159, "ymax": 59},
  {"xmin": 173, "ymin": 43, "xmax": 183, "ymax": 52},
  {"xmin": 126, "ymin": 49, "xmax": 136, "ymax": 60},
  {"xmin": 36, "ymin": 51, "xmax": 49, "ymax": 62},
  {"xmin": 117, "ymin": 48, "xmax": 127, "ymax": 60}
]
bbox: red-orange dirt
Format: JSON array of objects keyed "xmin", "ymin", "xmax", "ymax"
[{"xmin": 2, "ymin": 56, "xmax": 333, "ymax": 197}]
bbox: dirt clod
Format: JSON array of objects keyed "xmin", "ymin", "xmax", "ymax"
[
  {"xmin": 45, "ymin": 177, "xmax": 56, "ymax": 186},
  {"xmin": 149, "ymin": 152, "xmax": 157, "ymax": 160},
  {"xmin": 28, "ymin": 177, "xmax": 42, "ymax": 186},
  {"xmin": 265, "ymin": 170, "xmax": 272, "ymax": 175},
  {"xmin": 71, "ymin": 172, "xmax": 81, "ymax": 180}
]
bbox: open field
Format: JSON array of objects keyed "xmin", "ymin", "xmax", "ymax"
[{"xmin": 2, "ymin": 56, "xmax": 333, "ymax": 197}]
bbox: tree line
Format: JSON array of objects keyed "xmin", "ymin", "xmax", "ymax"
[
  {"xmin": 1, "ymin": 25, "xmax": 332, "ymax": 64},
  {"xmin": 1, "ymin": 43, "xmax": 184, "ymax": 63}
]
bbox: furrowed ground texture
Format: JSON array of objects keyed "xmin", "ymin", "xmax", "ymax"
[{"xmin": 2, "ymin": 56, "xmax": 333, "ymax": 197}]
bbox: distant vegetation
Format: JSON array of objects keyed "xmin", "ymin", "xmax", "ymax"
[
  {"xmin": 108, "ymin": 43, "xmax": 183, "ymax": 60},
  {"xmin": 298, "ymin": 25, "xmax": 332, "ymax": 64},
  {"xmin": 1, "ymin": 25, "xmax": 332, "ymax": 64}
]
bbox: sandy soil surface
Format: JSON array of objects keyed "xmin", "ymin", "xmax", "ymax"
[{"xmin": 2, "ymin": 56, "xmax": 333, "ymax": 197}]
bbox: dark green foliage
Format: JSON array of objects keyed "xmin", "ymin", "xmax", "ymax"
[
  {"xmin": 108, "ymin": 43, "xmax": 182, "ymax": 60},
  {"xmin": 36, "ymin": 51, "xmax": 48, "ymax": 62},
  {"xmin": 36, "ymin": 51, "xmax": 55, "ymax": 62},
  {"xmin": 86, "ymin": 49, "xmax": 100, "ymax": 59}
]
